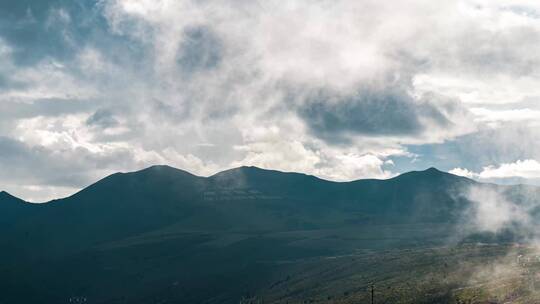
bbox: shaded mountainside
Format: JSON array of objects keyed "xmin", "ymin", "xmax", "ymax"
[
  {"xmin": 1, "ymin": 166, "xmax": 474, "ymax": 250},
  {"xmin": 0, "ymin": 190, "xmax": 31, "ymax": 227},
  {"xmin": 4, "ymin": 166, "xmax": 477, "ymax": 221},
  {"xmin": 0, "ymin": 166, "xmax": 536, "ymax": 304}
]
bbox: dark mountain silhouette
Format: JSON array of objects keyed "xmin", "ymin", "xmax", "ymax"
[
  {"xmin": 0, "ymin": 166, "xmax": 502, "ymax": 260},
  {"xmin": 0, "ymin": 166, "xmax": 473, "ymax": 249},
  {"xmin": 0, "ymin": 166, "xmax": 533, "ymax": 303},
  {"xmin": 0, "ymin": 190, "xmax": 31, "ymax": 227},
  {"xmin": 0, "ymin": 190, "xmax": 27, "ymax": 205}
]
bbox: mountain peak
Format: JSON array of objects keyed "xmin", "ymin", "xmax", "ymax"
[
  {"xmin": 0, "ymin": 190, "xmax": 27, "ymax": 204},
  {"xmin": 135, "ymin": 165, "xmax": 200, "ymax": 177},
  {"xmin": 0, "ymin": 190, "xmax": 13, "ymax": 198},
  {"xmin": 391, "ymin": 167, "xmax": 454, "ymax": 181},
  {"xmin": 141, "ymin": 164, "xmax": 180, "ymax": 171},
  {"xmin": 211, "ymin": 165, "xmax": 318, "ymax": 180},
  {"xmin": 211, "ymin": 165, "xmax": 273, "ymax": 177},
  {"xmin": 233, "ymin": 165, "xmax": 266, "ymax": 171},
  {"xmin": 424, "ymin": 167, "xmax": 442, "ymax": 173},
  {"xmin": 411, "ymin": 167, "xmax": 446, "ymax": 176}
]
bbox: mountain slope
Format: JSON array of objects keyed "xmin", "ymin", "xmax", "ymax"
[
  {"xmin": 0, "ymin": 166, "xmax": 479, "ymax": 237},
  {"xmin": 0, "ymin": 165, "xmax": 532, "ymax": 304},
  {"xmin": 0, "ymin": 190, "xmax": 31, "ymax": 227},
  {"xmin": 0, "ymin": 166, "xmax": 483, "ymax": 260}
]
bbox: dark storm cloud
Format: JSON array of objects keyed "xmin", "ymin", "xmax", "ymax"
[
  {"xmin": 177, "ymin": 26, "xmax": 223, "ymax": 74},
  {"xmin": 298, "ymin": 89, "xmax": 451, "ymax": 143}
]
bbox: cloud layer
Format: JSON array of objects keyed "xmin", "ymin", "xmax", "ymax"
[{"xmin": 2, "ymin": 0, "xmax": 540, "ymax": 201}]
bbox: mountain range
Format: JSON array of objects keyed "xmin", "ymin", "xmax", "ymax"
[{"xmin": 0, "ymin": 165, "xmax": 534, "ymax": 303}]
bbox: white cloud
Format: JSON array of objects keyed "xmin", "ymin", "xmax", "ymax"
[
  {"xmin": 451, "ymin": 159, "xmax": 540, "ymax": 180},
  {"xmin": 479, "ymin": 159, "xmax": 540, "ymax": 179},
  {"xmin": 0, "ymin": 59, "xmax": 96, "ymax": 101},
  {"xmin": 230, "ymin": 120, "xmax": 395, "ymax": 181},
  {"xmin": 5, "ymin": 0, "xmax": 540, "ymax": 200},
  {"xmin": 465, "ymin": 185, "xmax": 530, "ymax": 233},
  {"xmin": 449, "ymin": 167, "xmax": 477, "ymax": 179},
  {"xmin": 470, "ymin": 108, "xmax": 540, "ymax": 124}
]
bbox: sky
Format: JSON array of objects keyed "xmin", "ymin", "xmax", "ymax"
[{"xmin": 1, "ymin": 0, "xmax": 540, "ymax": 202}]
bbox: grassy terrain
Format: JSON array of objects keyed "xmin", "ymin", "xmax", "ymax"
[
  {"xmin": 255, "ymin": 244, "xmax": 540, "ymax": 304},
  {"xmin": 3, "ymin": 166, "xmax": 540, "ymax": 303},
  {"xmin": 3, "ymin": 222, "xmax": 537, "ymax": 304},
  {"xmin": 3, "ymin": 220, "xmax": 540, "ymax": 303}
]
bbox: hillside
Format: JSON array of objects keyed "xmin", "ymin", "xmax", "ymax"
[{"xmin": 0, "ymin": 166, "xmax": 535, "ymax": 303}]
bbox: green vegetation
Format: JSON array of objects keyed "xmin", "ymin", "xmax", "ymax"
[{"xmin": 1, "ymin": 166, "xmax": 539, "ymax": 303}]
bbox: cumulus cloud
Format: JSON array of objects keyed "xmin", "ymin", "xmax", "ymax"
[
  {"xmin": 480, "ymin": 160, "xmax": 540, "ymax": 179},
  {"xmin": 2, "ymin": 0, "xmax": 540, "ymax": 200},
  {"xmin": 470, "ymin": 107, "xmax": 540, "ymax": 126},
  {"xmin": 449, "ymin": 167, "xmax": 477, "ymax": 179},
  {"xmin": 452, "ymin": 160, "xmax": 540, "ymax": 181}
]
